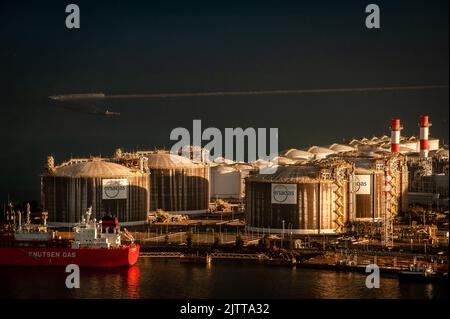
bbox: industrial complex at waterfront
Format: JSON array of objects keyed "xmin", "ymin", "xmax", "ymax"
[
  {"xmin": 36, "ymin": 115, "xmax": 447, "ymax": 232},
  {"xmin": 3, "ymin": 114, "xmax": 448, "ymax": 283}
]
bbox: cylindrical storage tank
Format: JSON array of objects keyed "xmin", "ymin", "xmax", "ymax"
[
  {"xmin": 146, "ymin": 153, "xmax": 210, "ymax": 214},
  {"xmin": 210, "ymin": 165, "xmax": 251, "ymax": 201},
  {"xmin": 245, "ymin": 165, "xmax": 350, "ymax": 235},
  {"xmin": 41, "ymin": 160, "xmax": 149, "ymax": 226},
  {"xmin": 353, "ymin": 168, "xmax": 384, "ymax": 221}
]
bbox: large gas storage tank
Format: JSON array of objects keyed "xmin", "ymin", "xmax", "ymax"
[
  {"xmin": 343, "ymin": 153, "xmax": 408, "ymax": 221},
  {"xmin": 146, "ymin": 152, "xmax": 210, "ymax": 214},
  {"xmin": 353, "ymin": 167, "xmax": 384, "ymax": 220},
  {"xmin": 41, "ymin": 158, "xmax": 149, "ymax": 226},
  {"xmin": 245, "ymin": 161, "xmax": 354, "ymax": 235},
  {"xmin": 210, "ymin": 164, "xmax": 254, "ymax": 201}
]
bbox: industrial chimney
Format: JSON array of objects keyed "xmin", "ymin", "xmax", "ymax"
[
  {"xmin": 390, "ymin": 119, "xmax": 401, "ymax": 154},
  {"xmin": 419, "ymin": 115, "xmax": 430, "ymax": 158}
]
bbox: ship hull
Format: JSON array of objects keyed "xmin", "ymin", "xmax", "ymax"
[{"xmin": 0, "ymin": 244, "xmax": 139, "ymax": 267}]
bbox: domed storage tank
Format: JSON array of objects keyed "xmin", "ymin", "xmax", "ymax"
[
  {"xmin": 308, "ymin": 146, "xmax": 335, "ymax": 159},
  {"xmin": 41, "ymin": 158, "xmax": 149, "ymax": 226},
  {"xmin": 283, "ymin": 149, "xmax": 313, "ymax": 160},
  {"xmin": 146, "ymin": 153, "xmax": 210, "ymax": 214},
  {"xmin": 270, "ymin": 156, "xmax": 296, "ymax": 165},
  {"xmin": 245, "ymin": 162, "xmax": 354, "ymax": 235},
  {"xmin": 329, "ymin": 144, "xmax": 356, "ymax": 153}
]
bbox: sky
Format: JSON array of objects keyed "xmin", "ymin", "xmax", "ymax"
[{"xmin": 0, "ymin": 0, "xmax": 448, "ymax": 201}]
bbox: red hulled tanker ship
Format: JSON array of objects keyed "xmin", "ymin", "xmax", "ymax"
[{"xmin": 0, "ymin": 206, "xmax": 139, "ymax": 267}]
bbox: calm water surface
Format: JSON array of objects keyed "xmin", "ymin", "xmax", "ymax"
[{"xmin": 0, "ymin": 258, "xmax": 447, "ymax": 299}]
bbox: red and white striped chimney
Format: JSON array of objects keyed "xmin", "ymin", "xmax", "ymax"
[
  {"xmin": 419, "ymin": 115, "xmax": 430, "ymax": 158},
  {"xmin": 390, "ymin": 118, "xmax": 401, "ymax": 153}
]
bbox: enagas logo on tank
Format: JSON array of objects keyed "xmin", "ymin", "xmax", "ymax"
[
  {"xmin": 271, "ymin": 184, "xmax": 297, "ymax": 204},
  {"xmin": 102, "ymin": 179, "xmax": 128, "ymax": 200},
  {"xmin": 354, "ymin": 175, "xmax": 371, "ymax": 195}
]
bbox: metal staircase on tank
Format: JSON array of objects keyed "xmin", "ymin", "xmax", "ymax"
[
  {"xmin": 333, "ymin": 166, "xmax": 346, "ymax": 233},
  {"xmin": 382, "ymin": 159, "xmax": 396, "ymax": 249}
]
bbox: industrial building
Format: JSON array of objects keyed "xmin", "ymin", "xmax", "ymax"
[
  {"xmin": 245, "ymin": 159, "xmax": 354, "ymax": 235},
  {"xmin": 41, "ymin": 157, "xmax": 149, "ymax": 226},
  {"xmin": 39, "ymin": 114, "xmax": 447, "ymax": 236},
  {"xmin": 402, "ymin": 116, "xmax": 449, "ymax": 208},
  {"xmin": 244, "ymin": 118, "xmax": 417, "ymax": 238}
]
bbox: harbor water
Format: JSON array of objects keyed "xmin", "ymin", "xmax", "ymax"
[{"xmin": 0, "ymin": 258, "xmax": 447, "ymax": 299}]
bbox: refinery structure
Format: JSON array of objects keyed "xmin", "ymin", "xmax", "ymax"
[{"xmin": 37, "ymin": 115, "xmax": 448, "ymax": 248}]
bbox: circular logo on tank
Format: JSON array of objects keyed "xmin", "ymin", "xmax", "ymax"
[
  {"xmin": 104, "ymin": 180, "xmax": 121, "ymax": 199},
  {"xmin": 273, "ymin": 184, "xmax": 289, "ymax": 203}
]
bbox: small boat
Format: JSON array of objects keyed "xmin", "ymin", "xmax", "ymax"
[
  {"xmin": 398, "ymin": 264, "xmax": 446, "ymax": 283},
  {"xmin": 104, "ymin": 110, "xmax": 121, "ymax": 116}
]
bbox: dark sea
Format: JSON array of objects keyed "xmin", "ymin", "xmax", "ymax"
[{"xmin": 0, "ymin": 258, "xmax": 447, "ymax": 299}]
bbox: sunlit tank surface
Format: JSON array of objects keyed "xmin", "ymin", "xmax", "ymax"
[
  {"xmin": 283, "ymin": 149, "xmax": 313, "ymax": 160},
  {"xmin": 246, "ymin": 161, "xmax": 354, "ymax": 235},
  {"xmin": 210, "ymin": 164, "xmax": 253, "ymax": 200},
  {"xmin": 41, "ymin": 159, "xmax": 149, "ymax": 226},
  {"xmin": 308, "ymin": 146, "xmax": 336, "ymax": 159},
  {"xmin": 145, "ymin": 153, "xmax": 210, "ymax": 214},
  {"xmin": 340, "ymin": 152, "xmax": 409, "ymax": 220}
]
